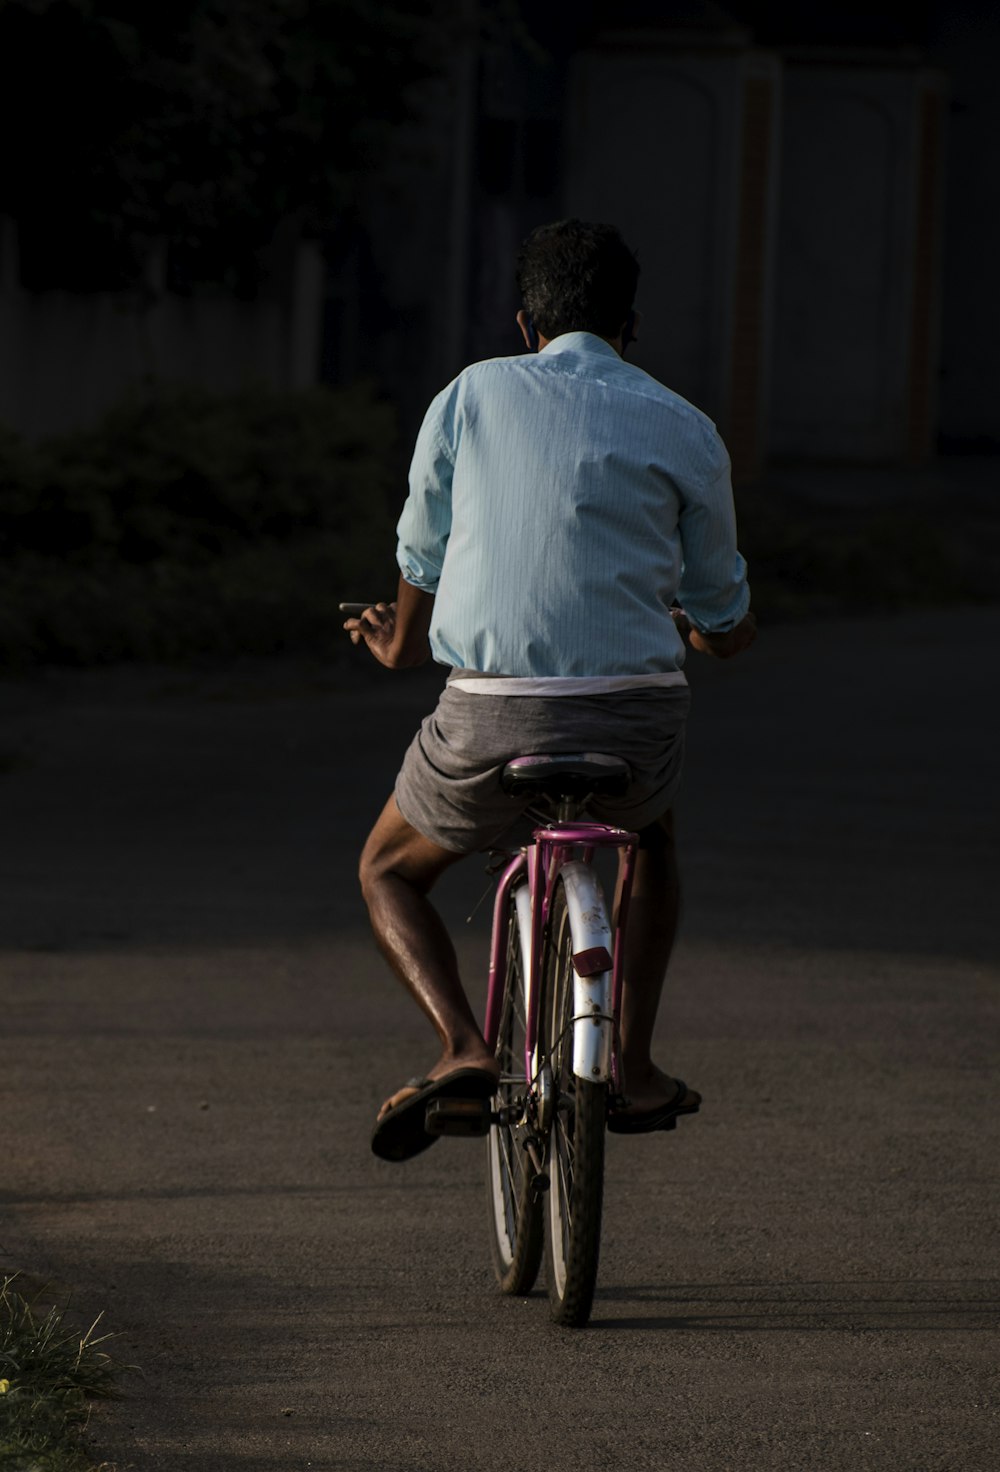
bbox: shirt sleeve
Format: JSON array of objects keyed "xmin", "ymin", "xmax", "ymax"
[
  {"xmin": 676, "ymin": 431, "xmax": 751, "ymax": 632},
  {"xmin": 395, "ymin": 386, "xmax": 456, "ymax": 593}
]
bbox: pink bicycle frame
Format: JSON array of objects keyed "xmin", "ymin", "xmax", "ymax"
[{"xmin": 483, "ymin": 822, "xmax": 638, "ymax": 1092}]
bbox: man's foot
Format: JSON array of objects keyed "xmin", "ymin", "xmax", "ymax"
[
  {"xmin": 607, "ymin": 1063, "xmax": 701, "ymax": 1135},
  {"xmin": 377, "ymin": 1049, "xmax": 500, "ymax": 1121},
  {"xmin": 371, "ymin": 1060, "xmax": 500, "ymax": 1162}
]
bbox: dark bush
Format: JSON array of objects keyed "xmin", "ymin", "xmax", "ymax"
[
  {"xmin": 0, "ymin": 382, "xmax": 400, "ymax": 667},
  {"xmin": 736, "ymin": 491, "xmax": 972, "ymax": 621}
]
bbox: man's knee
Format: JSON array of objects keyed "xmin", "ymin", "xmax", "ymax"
[
  {"xmin": 358, "ymin": 795, "xmax": 461, "ymax": 901},
  {"xmin": 358, "ymin": 821, "xmax": 409, "ymax": 899},
  {"xmin": 358, "ymin": 830, "xmax": 387, "ymax": 900}
]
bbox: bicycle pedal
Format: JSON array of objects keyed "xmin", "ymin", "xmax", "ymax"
[{"xmin": 424, "ymin": 1097, "xmax": 492, "ymax": 1137}]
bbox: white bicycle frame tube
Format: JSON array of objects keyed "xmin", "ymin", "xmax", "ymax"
[
  {"xmin": 558, "ymin": 860, "xmax": 615, "ymax": 1083},
  {"xmin": 514, "ymin": 881, "xmax": 534, "ymax": 1028}
]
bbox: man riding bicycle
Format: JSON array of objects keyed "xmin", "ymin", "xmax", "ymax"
[{"xmin": 344, "ymin": 218, "xmax": 756, "ymax": 1162}]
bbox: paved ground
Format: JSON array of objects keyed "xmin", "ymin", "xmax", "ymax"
[{"xmin": 1, "ymin": 609, "xmax": 998, "ymax": 1471}]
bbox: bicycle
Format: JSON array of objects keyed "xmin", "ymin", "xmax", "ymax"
[{"xmin": 424, "ymin": 750, "xmax": 639, "ymax": 1328}]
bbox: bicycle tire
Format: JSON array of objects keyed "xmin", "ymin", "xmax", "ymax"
[
  {"xmin": 542, "ymin": 877, "xmax": 608, "ymax": 1327},
  {"xmin": 485, "ymin": 884, "xmax": 544, "ymax": 1295}
]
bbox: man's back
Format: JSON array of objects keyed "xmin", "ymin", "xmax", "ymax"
[{"xmin": 398, "ymin": 332, "xmax": 749, "ymax": 678}]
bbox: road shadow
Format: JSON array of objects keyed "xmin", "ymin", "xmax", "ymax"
[{"xmin": 591, "ymin": 1278, "xmax": 1000, "ymax": 1332}]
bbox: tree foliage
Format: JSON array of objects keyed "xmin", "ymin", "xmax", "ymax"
[{"xmin": 0, "ymin": 0, "xmax": 453, "ymax": 289}]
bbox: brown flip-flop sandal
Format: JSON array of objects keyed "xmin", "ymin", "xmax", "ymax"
[
  {"xmin": 606, "ymin": 1078, "xmax": 701, "ymax": 1135},
  {"xmin": 371, "ymin": 1067, "xmax": 498, "ymax": 1162}
]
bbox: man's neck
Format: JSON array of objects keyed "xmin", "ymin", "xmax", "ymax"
[{"xmin": 538, "ymin": 329, "xmax": 623, "ymax": 356}]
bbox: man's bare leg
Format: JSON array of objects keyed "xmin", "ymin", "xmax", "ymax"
[
  {"xmin": 615, "ymin": 810, "xmax": 700, "ymax": 1114},
  {"xmin": 359, "ymin": 796, "xmax": 499, "ymax": 1118}
]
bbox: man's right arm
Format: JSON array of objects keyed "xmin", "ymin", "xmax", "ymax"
[
  {"xmin": 670, "ymin": 604, "xmax": 756, "ymax": 658},
  {"xmin": 676, "ymin": 430, "xmax": 754, "ymax": 656},
  {"xmin": 689, "ymin": 613, "xmax": 757, "ymax": 658}
]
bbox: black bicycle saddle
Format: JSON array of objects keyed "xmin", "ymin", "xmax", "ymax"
[{"xmin": 500, "ymin": 752, "xmax": 631, "ymax": 800}]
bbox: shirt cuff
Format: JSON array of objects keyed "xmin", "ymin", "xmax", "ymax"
[
  {"xmin": 397, "ymin": 551, "xmax": 440, "ymax": 595},
  {"xmin": 684, "ymin": 580, "xmax": 751, "ymax": 634}
]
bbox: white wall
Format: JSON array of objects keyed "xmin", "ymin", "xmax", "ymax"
[
  {"xmin": 769, "ymin": 63, "xmax": 947, "ymax": 461},
  {"xmin": 565, "ymin": 43, "xmax": 781, "ymax": 479},
  {"xmin": 0, "ymin": 219, "xmax": 323, "ymax": 439}
]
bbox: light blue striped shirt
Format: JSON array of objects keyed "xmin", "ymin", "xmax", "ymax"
[{"xmin": 397, "ymin": 332, "xmax": 750, "ymax": 678}]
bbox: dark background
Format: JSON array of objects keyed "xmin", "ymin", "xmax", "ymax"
[
  {"xmin": 1, "ymin": 0, "xmax": 998, "ymax": 669},
  {"xmin": 2, "ymin": 1, "xmax": 998, "ymax": 447},
  {"xmin": 1, "ymin": 14, "xmax": 997, "ymax": 1464}
]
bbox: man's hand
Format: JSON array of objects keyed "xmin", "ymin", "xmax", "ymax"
[
  {"xmin": 669, "ymin": 606, "xmax": 692, "ymax": 639},
  {"xmin": 344, "ymin": 602, "xmax": 399, "ymax": 667},
  {"xmin": 342, "ymin": 579, "xmax": 435, "ymax": 669},
  {"xmin": 688, "ymin": 610, "xmax": 757, "ymax": 659}
]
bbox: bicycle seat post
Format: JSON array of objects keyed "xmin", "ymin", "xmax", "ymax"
[{"xmin": 555, "ymin": 795, "xmax": 578, "ymax": 824}]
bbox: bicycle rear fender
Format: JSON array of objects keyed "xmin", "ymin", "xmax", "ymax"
[
  {"xmin": 514, "ymin": 882, "xmax": 533, "ymax": 1014},
  {"xmin": 558, "ymin": 860, "xmax": 614, "ymax": 1084}
]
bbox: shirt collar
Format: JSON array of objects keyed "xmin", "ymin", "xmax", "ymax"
[{"xmin": 540, "ymin": 331, "xmax": 621, "ymax": 360}]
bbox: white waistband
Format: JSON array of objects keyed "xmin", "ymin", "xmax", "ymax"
[{"xmin": 447, "ymin": 671, "xmax": 688, "ymax": 696}]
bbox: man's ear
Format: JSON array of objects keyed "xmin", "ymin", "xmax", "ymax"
[{"xmin": 516, "ymin": 309, "xmax": 538, "ymax": 352}]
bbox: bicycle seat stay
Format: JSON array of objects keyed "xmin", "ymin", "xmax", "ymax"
[{"xmin": 500, "ymin": 752, "xmax": 630, "ymax": 800}]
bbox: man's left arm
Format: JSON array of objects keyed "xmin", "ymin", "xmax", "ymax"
[{"xmin": 343, "ymin": 381, "xmax": 456, "ymax": 669}]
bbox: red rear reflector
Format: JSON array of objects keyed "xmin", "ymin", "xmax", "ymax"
[{"xmin": 572, "ymin": 946, "xmax": 613, "ymax": 977}]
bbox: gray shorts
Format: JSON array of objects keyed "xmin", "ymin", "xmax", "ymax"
[{"xmin": 395, "ymin": 682, "xmax": 691, "ymax": 854}]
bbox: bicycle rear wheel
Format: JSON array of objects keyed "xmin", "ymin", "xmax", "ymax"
[
  {"xmin": 485, "ymin": 884, "xmax": 543, "ymax": 1295},
  {"xmin": 542, "ymin": 878, "xmax": 608, "ymax": 1327}
]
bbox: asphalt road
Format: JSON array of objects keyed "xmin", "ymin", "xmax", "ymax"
[{"xmin": 1, "ymin": 609, "xmax": 998, "ymax": 1471}]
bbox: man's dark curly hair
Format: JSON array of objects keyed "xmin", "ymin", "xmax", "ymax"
[{"xmin": 515, "ymin": 218, "xmax": 640, "ymax": 341}]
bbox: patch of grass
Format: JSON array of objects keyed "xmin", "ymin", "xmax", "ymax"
[{"xmin": 0, "ymin": 1275, "xmax": 123, "ymax": 1471}]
